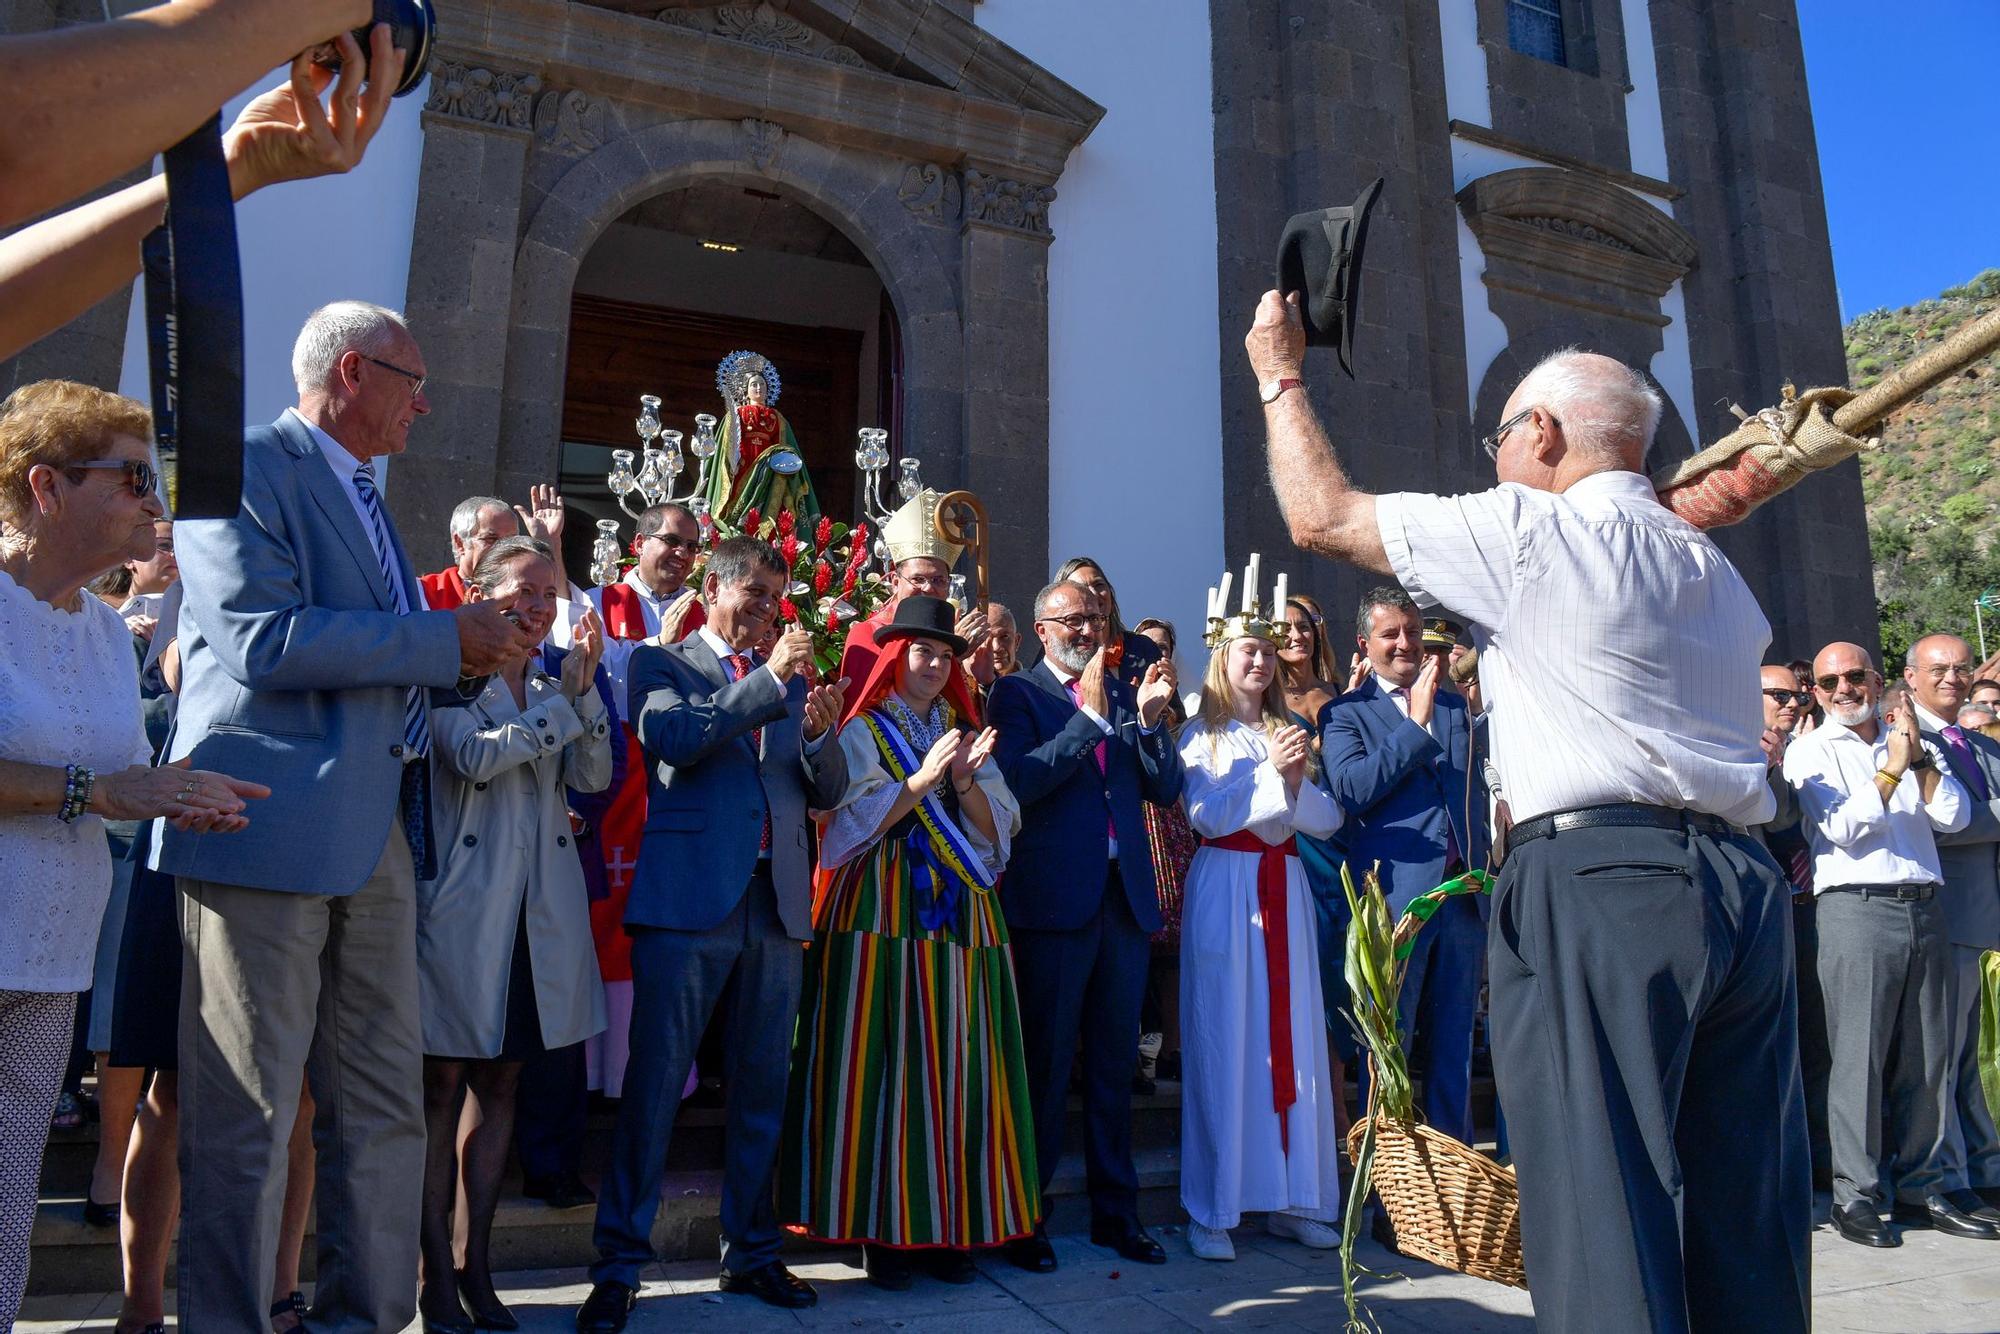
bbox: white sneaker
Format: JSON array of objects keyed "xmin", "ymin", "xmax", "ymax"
[
  {"xmin": 1187, "ymin": 1221, "xmax": 1236, "ymax": 1261},
  {"xmin": 1267, "ymin": 1211, "xmax": 1340, "ymax": 1249}
]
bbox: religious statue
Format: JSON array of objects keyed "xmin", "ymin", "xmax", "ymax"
[{"xmin": 702, "ymin": 349, "xmax": 822, "ymax": 529}]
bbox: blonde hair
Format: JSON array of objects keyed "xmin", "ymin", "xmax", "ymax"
[
  {"xmin": 1191, "ymin": 635, "xmax": 1316, "ymax": 777},
  {"xmin": 0, "ymin": 380, "xmax": 153, "ymax": 525}
]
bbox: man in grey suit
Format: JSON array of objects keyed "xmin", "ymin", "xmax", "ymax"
[
  {"xmin": 1905, "ymin": 633, "xmax": 2000, "ymax": 1221},
  {"xmin": 580, "ymin": 537, "xmax": 847, "ymax": 1332},
  {"xmin": 159, "ymin": 302, "xmax": 535, "ymax": 1333}
]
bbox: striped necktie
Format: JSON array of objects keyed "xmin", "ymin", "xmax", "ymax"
[{"xmin": 354, "ymin": 461, "xmax": 430, "ymax": 759}]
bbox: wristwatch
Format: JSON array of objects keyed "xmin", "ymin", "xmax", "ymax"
[{"xmin": 1260, "ymin": 376, "xmax": 1304, "ymax": 404}]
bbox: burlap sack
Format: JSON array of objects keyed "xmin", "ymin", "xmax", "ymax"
[{"xmin": 1652, "ymin": 385, "xmax": 1879, "ymax": 529}]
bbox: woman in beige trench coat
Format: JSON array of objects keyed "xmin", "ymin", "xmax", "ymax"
[{"xmin": 416, "ymin": 536, "xmax": 613, "ymax": 1333}]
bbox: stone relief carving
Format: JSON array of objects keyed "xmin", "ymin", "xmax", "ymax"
[
  {"xmin": 897, "ymin": 163, "xmax": 962, "ymax": 224},
  {"xmin": 657, "ymin": 3, "xmax": 871, "ymax": 68},
  {"xmin": 964, "ymin": 170, "xmax": 1056, "ymax": 236},
  {"xmin": 1516, "ymin": 215, "xmax": 1636, "ymax": 254},
  {"xmin": 425, "ymin": 60, "xmax": 541, "ymax": 130},
  {"xmin": 740, "ymin": 118, "xmax": 785, "ymax": 170},
  {"xmin": 534, "ymin": 89, "xmax": 608, "ymax": 154}
]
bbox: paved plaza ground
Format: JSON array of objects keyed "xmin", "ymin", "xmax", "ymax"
[{"xmin": 20, "ymin": 1209, "xmax": 2000, "ymax": 1332}]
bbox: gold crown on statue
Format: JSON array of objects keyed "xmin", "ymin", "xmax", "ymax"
[
  {"xmin": 882, "ymin": 487, "xmax": 965, "ymax": 567},
  {"xmin": 1203, "ymin": 552, "xmax": 1290, "ymax": 649}
]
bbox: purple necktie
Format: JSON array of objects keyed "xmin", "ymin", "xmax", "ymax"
[{"xmin": 1942, "ymin": 725, "xmax": 1990, "ymax": 800}]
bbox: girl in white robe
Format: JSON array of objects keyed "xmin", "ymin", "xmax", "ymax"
[{"xmin": 1177, "ymin": 628, "xmax": 1346, "ymax": 1261}]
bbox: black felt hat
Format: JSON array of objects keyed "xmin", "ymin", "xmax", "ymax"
[
  {"xmin": 1274, "ymin": 177, "xmax": 1384, "ymax": 377},
  {"xmin": 873, "ymin": 595, "xmax": 969, "ymax": 656}
]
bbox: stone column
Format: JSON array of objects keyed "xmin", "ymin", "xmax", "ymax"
[
  {"xmin": 959, "ymin": 167, "xmax": 1055, "ymax": 610},
  {"xmin": 387, "ymin": 61, "xmax": 540, "ymax": 567}
]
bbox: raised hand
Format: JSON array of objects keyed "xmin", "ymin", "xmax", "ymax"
[
  {"xmin": 1349, "ymin": 652, "xmax": 1372, "ymax": 690},
  {"xmin": 1270, "ymin": 722, "xmax": 1311, "ymax": 792},
  {"xmin": 1407, "ymin": 653, "xmax": 1442, "ymax": 729},
  {"xmin": 454, "ymin": 597, "xmax": 538, "ymax": 677},
  {"xmin": 767, "ymin": 627, "xmax": 815, "ymax": 683},
  {"xmin": 1137, "ymin": 658, "xmax": 1177, "ymax": 728},
  {"xmin": 803, "ymin": 676, "xmax": 848, "ymax": 741},
  {"xmin": 560, "ymin": 608, "xmax": 604, "ymax": 700},
  {"xmin": 516, "ymin": 483, "xmax": 566, "ymax": 548},
  {"xmin": 911, "ymin": 730, "xmax": 963, "ymax": 794},
  {"xmin": 1759, "ymin": 727, "xmax": 1787, "ymax": 769},
  {"xmin": 223, "ymin": 27, "xmax": 405, "ymax": 199},
  {"xmin": 93, "ymin": 758, "xmax": 269, "ymax": 833},
  {"xmin": 1245, "ymin": 289, "xmax": 1307, "ymax": 384},
  {"xmin": 955, "ymin": 608, "xmax": 990, "ymax": 651},
  {"xmin": 1886, "ymin": 707, "xmax": 1920, "ymax": 771},
  {"xmin": 951, "ymin": 726, "xmax": 999, "ymax": 787},
  {"xmin": 1078, "ymin": 644, "xmax": 1111, "ymax": 720}
]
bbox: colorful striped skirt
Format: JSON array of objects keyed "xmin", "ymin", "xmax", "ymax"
[{"xmin": 779, "ymin": 837, "xmax": 1041, "ymax": 1248}]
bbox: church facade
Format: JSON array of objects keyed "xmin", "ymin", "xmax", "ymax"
[{"xmin": 4, "ymin": 0, "xmax": 1873, "ymax": 657}]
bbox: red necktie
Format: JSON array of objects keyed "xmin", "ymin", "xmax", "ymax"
[{"xmin": 727, "ymin": 652, "xmax": 772, "ymax": 851}]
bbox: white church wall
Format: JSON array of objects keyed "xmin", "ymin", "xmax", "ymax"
[
  {"xmin": 119, "ymin": 72, "xmax": 429, "ymax": 480},
  {"xmin": 975, "ymin": 0, "xmax": 1225, "ymax": 673}
]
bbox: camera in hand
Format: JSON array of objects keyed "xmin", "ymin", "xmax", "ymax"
[{"xmin": 309, "ymin": 0, "xmax": 436, "ymax": 97}]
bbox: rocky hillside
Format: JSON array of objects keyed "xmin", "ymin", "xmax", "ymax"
[{"xmin": 1852, "ymin": 269, "xmax": 2000, "ymax": 663}]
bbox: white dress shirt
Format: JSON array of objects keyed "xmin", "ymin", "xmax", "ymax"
[
  {"xmin": 1377, "ymin": 469, "xmax": 1775, "ymax": 825},
  {"xmin": 1782, "ymin": 717, "xmax": 1968, "ymax": 891},
  {"xmin": 291, "ymin": 408, "xmax": 396, "ymax": 582},
  {"xmin": 555, "ymin": 570, "xmax": 695, "ymax": 706}
]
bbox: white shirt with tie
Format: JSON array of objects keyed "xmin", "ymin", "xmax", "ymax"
[{"xmin": 1782, "ymin": 717, "xmax": 1968, "ymax": 892}]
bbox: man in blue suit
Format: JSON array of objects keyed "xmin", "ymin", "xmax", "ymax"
[
  {"xmin": 988, "ymin": 579, "xmax": 1184, "ymax": 1271},
  {"xmin": 1323, "ymin": 589, "xmax": 1489, "ymax": 1144},
  {"xmin": 161, "ymin": 302, "xmax": 535, "ymax": 1333},
  {"xmin": 579, "ymin": 537, "xmax": 848, "ymax": 1331}
]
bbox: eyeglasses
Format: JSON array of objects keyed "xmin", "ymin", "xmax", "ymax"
[
  {"xmin": 1762, "ymin": 688, "xmax": 1809, "ymax": 706},
  {"xmin": 64, "ymin": 458, "xmax": 158, "ymax": 498},
  {"xmin": 361, "ymin": 354, "xmax": 427, "ymax": 399},
  {"xmin": 1921, "ymin": 663, "xmax": 1974, "ymax": 680},
  {"xmin": 1038, "ymin": 613, "xmax": 1105, "ymax": 634},
  {"xmin": 1815, "ymin": 668, "xmax": 1872, "ymax": 692},
  {"xmin": 640, "ymin": 532, "xmax": 700, "ymax": 554},
  {"xmin": 1480, "ymin": 406, "xmax": 1556, "ymax": 462}
]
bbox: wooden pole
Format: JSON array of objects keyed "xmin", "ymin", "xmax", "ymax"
[
  {"xmin": 934, "ymin": 489, "xmax": 990, "ymax": 610},
  {"xmin": 1834, "ymin": 304, "xmax": 2000, "ymax": 435}
]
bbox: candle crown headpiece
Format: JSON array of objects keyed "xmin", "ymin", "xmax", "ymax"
[{"xmin": 1203, "ymin": 552, "xmax": 1289, "ymax": 650}]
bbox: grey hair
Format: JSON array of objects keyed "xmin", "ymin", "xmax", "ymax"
[
  {"xmin": 467, "ymin": 535, "xmax": 555, "ymax": 595},
  {"xmin": 291, "ymin": 301, "xmax": 411, "ymax": 396},
  {"xmin": 1355, "ymin": 586, "xmax": 1416, "ymax": 640},
  {"xmin": 1959, "ymin": 703, "xmax": 1997, "ymax": 727},
  {"xmin": 1034, "ymin": 577, "xmax": 1093, "ymax": 620},
  {"xmin": 1513, "ymin": 347, "xmax": 1664, "ymax": 461},
  {"xmin": 449, "ymin": 495, "xmax": 512, "ymax": 541},
  {"xmin": 987, "ymin": 601, "xmax": 1017, "ymax": 631},
  {"xmin": 703, "ymin": 535, "xmax": 785, "ymax": 595}
]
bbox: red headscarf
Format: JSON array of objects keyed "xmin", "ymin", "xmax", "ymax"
[{"xmin": 840, "ymin": 627, "xmax": 982, "ymax": 731}]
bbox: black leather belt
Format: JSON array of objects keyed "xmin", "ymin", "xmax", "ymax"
[
  {"xmin": 1821, "ymin": 883, "xmax": 1935, "ymax": 902},
  {"xmin": 1510, "ymin": 802, "xmax": 1739, "ymax": 848}
]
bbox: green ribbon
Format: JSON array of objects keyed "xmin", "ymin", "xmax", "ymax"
[{"xmin": 1391, "ymin": 869, "xmax": 1494, "ymax": 961}]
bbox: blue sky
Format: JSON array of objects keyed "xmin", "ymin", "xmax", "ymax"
[{"xmin": 1799, "ymin": 1, "xmax": 2000, "ymax": 318}]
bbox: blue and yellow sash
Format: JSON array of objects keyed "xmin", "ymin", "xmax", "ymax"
[{"xmin": 862, "ymin": 710, "xmax": 996, "ymax": 931}]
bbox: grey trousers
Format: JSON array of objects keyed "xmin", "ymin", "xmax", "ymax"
[
  {"xmin": 1815, "ymin": 888, "xmax": 1951, "ymax": 1210},
  {"xmin": 1488, "ymin": 822, "xmax": 1809, "ymax": 1334},
  {"xmin": 176, "ymin": 828, "xmax": 423, "ymax": 1334},
  {"xmin": 1940, "ymin": 941, "xmax": 2000, "ymax": 1191}
]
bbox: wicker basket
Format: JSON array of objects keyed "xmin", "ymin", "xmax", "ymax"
[{"xmin": 1347, "ymin": 1116, "xmax": 1526, "ymax": 1289}]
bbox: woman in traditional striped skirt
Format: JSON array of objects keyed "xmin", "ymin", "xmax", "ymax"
[{"xmin": 779, "ymin": 595, "xmax": 1036, "ymax": 1290}]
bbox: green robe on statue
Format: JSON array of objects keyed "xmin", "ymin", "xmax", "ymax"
[{"xmin": 707, "ymin": 402, "xmax": 821, "ymax": 530}]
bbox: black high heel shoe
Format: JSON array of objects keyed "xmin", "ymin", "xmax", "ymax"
[{"xmin": 456, "ymin": 1268, "xmax": 519, "ymax": 1331}]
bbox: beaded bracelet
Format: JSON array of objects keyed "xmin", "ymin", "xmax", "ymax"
[{"xmin": 58, "ymin": 763, "xmax": 95, "ymax": 823}]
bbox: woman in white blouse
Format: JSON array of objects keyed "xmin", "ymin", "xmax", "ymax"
[
  {"xmin": 1176, "ymin": 616, "xmax": 1345, "ymax": 1262},
  {"xmin": 415, "ymin": 536, "xmax": 612, "ymax": 1333},
  {"xmin": 0, "ymin": 381, "xmax": 263, "ymax": 1324}
]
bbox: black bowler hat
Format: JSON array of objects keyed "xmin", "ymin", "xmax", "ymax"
[
  {"xmin": 1274, "ymin": 177, "xmax": 1384, "ymax": 377},
  {"xmin": 873, "ymin": 595, "xmax": 969, "ymax": 656}
]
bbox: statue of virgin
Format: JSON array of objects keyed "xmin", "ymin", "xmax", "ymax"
[{"xmin": 702, "ymin": 350, "xmax": 822, "ymax": 530}]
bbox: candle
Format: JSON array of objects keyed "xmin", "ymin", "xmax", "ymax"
[
  {"xmin": 1273, "ymin": 572, "xmax": 1288, "ymax": 621},
  {"xmin": 1204, "ymin": 585, "xmax": 1218, "ymax": 622},
  {"xmin": 1216, "ymin": 572, "xmax": 1233, "ymax": 620},
  {"xmin": 1242, "ymin": 554, "xmax": 1259, "ymax": 614}
]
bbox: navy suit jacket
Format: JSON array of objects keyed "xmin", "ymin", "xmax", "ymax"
[
  {"xmin": 988, "ymin": 661, "xmax": 1184, "ymax": 933},
  {"xmin": 1322, "ymin": 675, "xmax": 1489, "ymax": 913}
]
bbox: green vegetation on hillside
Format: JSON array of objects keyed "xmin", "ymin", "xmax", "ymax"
[{"xmin": 1854, "ymin": 269, "xmax": 2000, "ymax": 665}]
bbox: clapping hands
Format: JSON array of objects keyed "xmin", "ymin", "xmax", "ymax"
[
  {"xmin": 559, "ymin": 608, "xmax": 605, "ymax": 700},
  {"xmin": 1270, "ymin": 722, "xmax": 1312, "ymax": 794},
  {"xmin": 950, "ymin": 726, "xmax": 999, "ymax": 790},
  {"xmin": 1137, "ymin": 657, "xmax": 1178, "ymax": 728}
]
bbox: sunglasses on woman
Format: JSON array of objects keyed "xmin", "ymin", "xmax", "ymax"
[
  {"xmin": 1814, "ymin": 668, "xmax": 1871, "ymax": 692},
  {"xmin": 64, "ymin": 458, "xmax": 158, "ymax": 498}
]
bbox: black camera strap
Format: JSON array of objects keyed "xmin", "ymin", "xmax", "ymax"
[{"xmin": 142, "ymin": 113, "xmax": 244, "ymax": 519}]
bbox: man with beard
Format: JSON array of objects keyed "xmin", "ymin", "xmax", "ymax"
[
  {"xmin": 1903, "ymin": 634, "xmax": 2000, "ymax": 1220},
  {"xmin": 1784, "ymin": 642, "xmax": 1980, "ymax": 1246}
]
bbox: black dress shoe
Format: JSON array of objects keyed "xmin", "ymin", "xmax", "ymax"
[
  {"xmin": 458, "ymin": 1268, "xmax": 520, "ymax": 1330},
  {"xmin": 82, "ymin": 1196, "xmax": 120, "ymax": 1229},
  {"xmin": 523, "ymin": 1171, "xmax": 597, "ymax": 1209},
  {"xmin": 920, "ymin": 1247, "xmax": 978, "ymax": 1284},
  {"xmin": 1002, "ymin": 1227, "xmax": 1058, "ymax": 1272},
  {"xmin": 863, "ymin": 1244, "xmax": 914, "ymax": 1291},
  {"xmin": 1977, "ymin": 1185, "xmax": 2000, "ymax": 1212},
  {"xmin": 418, "ymin": 1282, "xmax": 475, "ymax": 1334},
  {"xmin": 719, "ymin": 1261, "xmax": 818, "ymax": 1309},
  {"xmin": 1089, "ymin": 1217, "xmax": 1167, "ymax": 1264},
  {"xmin": 1891, "ymin": 1192, "xmax": 2000, "ymax": 1239},
  {"xmin": 1944, "ymin": 1189, "xmax": 2000, "ymax": 1226},
  {"xmin": 574, "ymin": 1279, "xmax": 636, "ymax": 1333},
  {"xmin": 1831, "ymin": 1201, "xmax": 1898, "ymax": 1248}
]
